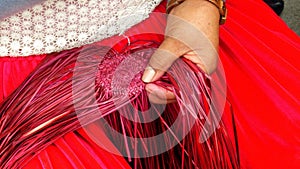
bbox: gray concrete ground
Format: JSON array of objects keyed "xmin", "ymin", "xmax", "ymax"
[{"xmin": 280, "ymin": 0, "xmax": 300, "ymax": 35}]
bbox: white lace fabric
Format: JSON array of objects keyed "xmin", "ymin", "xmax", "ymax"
[{"xmin": 0, "ymin": 0, "xmax": 163, "ymax": 57}]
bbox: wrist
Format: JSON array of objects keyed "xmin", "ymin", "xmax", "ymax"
[{"xmin": 167, "ymin": 0, "xmax": 227, "ymax": 24}]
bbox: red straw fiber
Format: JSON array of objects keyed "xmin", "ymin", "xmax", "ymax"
[{"xmin": 0, "ymin": 36, "xmax": 239, "ymax": 169}]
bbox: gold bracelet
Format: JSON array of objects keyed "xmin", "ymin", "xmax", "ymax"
[{"xmin": 166, "ymin": 0, "xmax": 227, "ymax": 25}]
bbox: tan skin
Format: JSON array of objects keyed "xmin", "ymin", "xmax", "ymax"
[{"xmin": 142, "ymin": 0, "xmax": 220, "ymax": 104}]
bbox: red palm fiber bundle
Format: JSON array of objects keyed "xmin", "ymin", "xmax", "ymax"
[{"xmin": 0, "ymin": 36, "xmax": 239, "ymax": 169}]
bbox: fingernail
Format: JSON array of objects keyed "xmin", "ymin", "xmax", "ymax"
[{"xmin": 142, "ymin": 66, "xmax": 156, "ymax": 83}]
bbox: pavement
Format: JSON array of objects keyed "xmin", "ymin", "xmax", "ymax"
[{"xmin": 280, "ymin": 0, "xmax": 300, "ymax": 35}]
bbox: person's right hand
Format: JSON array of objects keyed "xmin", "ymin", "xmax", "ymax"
[{"xmin": 142, "ymin": 0, "xmax": 220, "ymax": 104}]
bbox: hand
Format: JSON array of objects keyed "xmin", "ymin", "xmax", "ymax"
[{"xmin": 142, "ymin": 0, "xmax": 220, "ymax": 104}]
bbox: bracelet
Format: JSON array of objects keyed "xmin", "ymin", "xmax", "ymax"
[{"xmin": 166, "ymin": 0, "xmax": 227, "ymax": 25}]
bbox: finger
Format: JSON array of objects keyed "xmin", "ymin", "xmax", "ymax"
[
  {"xmin": 146, "ymin": 83, "xmax": 176, "ymax": 104},
  {"xmin": 142, "ymin": 37, "xmax": 190, "ymax": 83},
  {"xmin": 182, "ymin": 51, "xmax": 208, "ymax": 74},
  {"xmin": 147, "ymin": 94, "xmax": 177, "ymax": 104}
]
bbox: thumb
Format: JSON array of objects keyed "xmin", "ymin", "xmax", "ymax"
[{"xmin": 142, "ymin": 37, "xmax": 190, "ymax": 83}]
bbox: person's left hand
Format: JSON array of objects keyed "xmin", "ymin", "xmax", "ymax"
[{"xmin": 142, "ymin": 0, "xmax": 220, "ymax": 104}]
